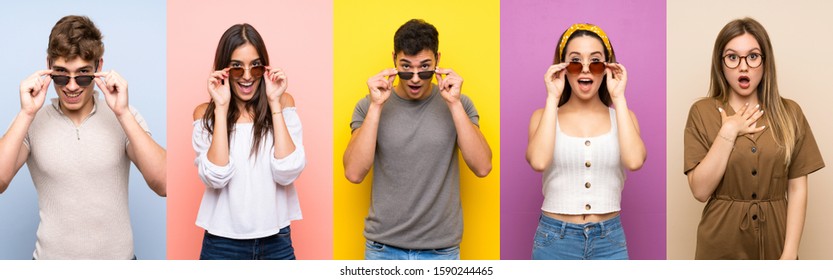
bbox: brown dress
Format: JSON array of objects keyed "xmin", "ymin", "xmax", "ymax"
[{"xmin": 684, "ymin": 98, "xmax": 824, "ymax": 259}]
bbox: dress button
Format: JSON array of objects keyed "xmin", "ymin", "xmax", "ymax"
[
  {"xmin": 752, "ymin": 169, "xmax": 757, "ymax": 176},
  {"xmin": 752, "ymin": 215, "xmax": 758, "ymax": 220},
  {"xmin": 585, "ymin": 182, "xmax": 591, "ymax": 188},
  {"xmin": 585, "ymin": 140, "xmax": 591, "ymax": 146},
  {"xmin": 585, "ymin": 204, "xmax": 591, "ymax": 210},
  {"xmin": 751, "ymin": 147, "xmax": 757, "ymax": 153},
  {"xmin": 752, "ymin": 193, "xmax": 757, "ymax": 199},
  {"xmin": 585, "ymin": 161, "xmax": 591, "ymax": 168}
]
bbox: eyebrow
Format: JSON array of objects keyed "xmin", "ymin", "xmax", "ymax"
[
  {"xmin": 398, "ymin": 58, "xmax": 433, "ymax": 64},
  {"xmin": 724, "ymin": 48, "xmax": 761, "ymax": 54},
  {"xmin": 568, "ymin": 51, "xmax": 603, "ymax": 56},
  {"xmin": 230, "ymin": 59, "xmax": 262, "ymax": 64},
  {"xmin": 51, "ymin": 65, "xmax": 93, "ymax": 71}
]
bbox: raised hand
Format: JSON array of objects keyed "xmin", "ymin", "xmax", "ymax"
[
  {"xmin": 207, "ymin": 68, "xmax": 231, "ymax": 109},
  {"xmin": 264, "ymin": 66, "xmax": 288, "ymax": 105},
  {"xmin": 19, "ymin": 70, "xmax": 53, "ymax": 117},
  {"xmin": 367, "ymin": 68, "xmax": 397, "ymax": 105},
  {"xmin": 544, "ymin": 63, "xmax": 568, "ymax": 99},
  {"xmin": 435, "ymin": 68, "xmax": 463, "ymax": 104},
  {"xmin": 719, "ymin": 103, "xmax": 765, "ymax": 137},
  {"xmin": 94, "ymin": 70, "xmax": 130, "ymax": 117},
  {"xmin": 605, "ymin": 62, "xmax": 628, "ymax": 101}
]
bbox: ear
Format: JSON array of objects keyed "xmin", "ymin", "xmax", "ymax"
[
  {"xmin": 97, "ymin": 58, "xmax": 104, "ymax": 72},
  {"xmin": 46, "ymin": 57, "xmax": 50, "ymax": 68},
  {"xmin": 391, "ymin": 51, "xmax": 396, "ymax": 65},
  {"xmin": 436, "ymin": 52, "xmax": 441, "ymax": 67}
]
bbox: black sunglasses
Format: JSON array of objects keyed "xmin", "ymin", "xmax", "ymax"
[
  {"xmin": 51, "ymin": 75, "xmax": 95, "ymax": 87},
  {"xmin": 397, "ymin": 70, "xmax": 435, "ymax": 80}
]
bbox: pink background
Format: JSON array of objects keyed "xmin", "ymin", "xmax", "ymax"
[{"xmin": 166, "ymin": 0, "xmax": 333, "ymax": 259}]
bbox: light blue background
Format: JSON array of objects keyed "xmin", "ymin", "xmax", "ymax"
[{"xmin": 0, "ymin": 0, "xmax": 166, "ymax": 259}]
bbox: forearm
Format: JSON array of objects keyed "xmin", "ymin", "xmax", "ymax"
[
  {"xmin": 612, "ymin": 100, "xmax": 646, "ymax": 171},
  {"xmin": 526, "ymin": 97, "xmax": 558, "ymax": 172},
  {"xmin": 270, "ymin": 104, "xmax": 296, "ymax": 159},
  {"xmin": 206, "ymin": 108, "xmax": 230, "ymax": 166},
  {"xmin": 120, "ymin": 113, "xmax": 167, "ymax": 196},
  {"xmin": 687, "ymin": 126, "xmax": 736, "ymax": 202},
  {"xmin": 0, "ymin": 112, "xmax": 34, "ymax": 192},
  {"xmin": 782, "ymin": 177, "xmax": 808, "ymax": 260},
  {"xmin": 343, "ymin": 103, "xmax": 382, "ymax": 183},
  {"xmin": 449, "ymin": 101, "xmax": 492, "ymax": 177}
]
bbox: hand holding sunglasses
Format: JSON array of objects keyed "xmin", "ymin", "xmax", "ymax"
[
  {"xmin": 263, "ymin": 66, "xmax": 288, "ymax": 106},
  {"xmin": 604, "ymin": 63, "xmax": 628, "ymax": 102},
  {"xmin": 544, "ymin": 63, "xmax": 569, "ymax": 99},
  {"xmin": 19, "ymin": 70, "xmax": 54, "ymax": 117},
  {"xmin": 207, "ymin": 68, "xmax": 231, "ymax": 109},
  {"xmin": 366, "ymin": 68, "xmax": 397, "ymax": 105},
  {"xmin": 435, "ymin": 68, "xmax": 463, "ymax": 104},
  {"xmin": 93, "ymin": 70, "xmax": 131, "ymax": 117}
]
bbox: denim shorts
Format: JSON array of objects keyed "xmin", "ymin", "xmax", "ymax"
[
  {"xmin": 199, "ymin": 226, "xmax": 295, "ymax": 260},
  {"xmin": 364, "ymin": 240, "xmax": 460, "ymax": 260},
  {"xmin": 531, "ymin": 214, "xmax": 629, "ymax": 260}
]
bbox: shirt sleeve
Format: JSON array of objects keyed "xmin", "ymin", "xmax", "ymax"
[
  {"xmin": 192, "ymin": 120, "xmax": 235, "ymax": 189},
  {"xmin": 460, "ymin": 94, "xmax": 481, "ymax": 127},
  {"xmin": 350, "ymin": 96, "xmax": 371, "ymax": 133},
  {"xmin": 786, "ymin": 100, "xmax": 825, "ymax": 179},
  {"xmin": 683, "ymin": 100, "xmax": 713, "ymax": 175},
  {"xmin": 270, "ymin": 107, "xmax": 306, "ymax": 186}
]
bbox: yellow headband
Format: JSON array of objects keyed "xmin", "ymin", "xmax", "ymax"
[{"xmin": 559, "ymin": 23, "xmax": 612, "ymax": 58}]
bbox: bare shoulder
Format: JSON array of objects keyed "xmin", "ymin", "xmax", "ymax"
[
  {"xmin": 530, "ymin": 108, "xmax": 545, "ymax": 121},
  {"xmin": 281, "ymin": 92, "xmax": 296, "ymax": 108},
  {"xmin": 193, "ymin": 102, "xmax": 210, "ymax": 121}
]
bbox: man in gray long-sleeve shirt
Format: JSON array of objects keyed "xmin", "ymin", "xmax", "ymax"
[
  {"xmin": 0, "ymin": 15, "xmax": 166, "ymax": 259},
  {"xmin": 343, "ymin": 19, "xmax": 492, "ymax": 260}
]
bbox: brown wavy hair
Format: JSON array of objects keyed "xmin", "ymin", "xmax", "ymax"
[
  {"xmin": 202, "ymin": 23, "xmax": 273, "ymax": 157},
  {"xmin": 708, "ymin": 18, "xmax": 796, "ymax": 167},
  {"xmin": 47, "ymin": 15, "xmax": 104, "ymax": 66}
]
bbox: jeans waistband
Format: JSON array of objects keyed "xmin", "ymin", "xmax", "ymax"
[{"xmin": 539, "ymin": 213, "xmax": 623, "ymax": 236}]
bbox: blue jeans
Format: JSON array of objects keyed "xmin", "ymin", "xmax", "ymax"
[
  {"xmin": 199, "ymin": 226, "xmax": 295, "ymax": 260},
  {"xmin": 531, "ymin": 214, "xmax": 629, "ymax": 260},
  {"xmin": 364, "ymin": 240, "xmax": 460, "ymax": 260}
]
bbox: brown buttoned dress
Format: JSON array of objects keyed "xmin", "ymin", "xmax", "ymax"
[{"xmin": 684, "ymin": 98, "xmax": 825, "ymax": 259}]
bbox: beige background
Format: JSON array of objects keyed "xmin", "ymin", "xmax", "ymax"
[{"xmin": 668, "ymin": 0, "xmax": 833, "ymax": 259}]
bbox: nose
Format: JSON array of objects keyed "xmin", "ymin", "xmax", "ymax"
[
  {"xmin": 243, "ymin": 68, "xmax": 253, "ymax": 80},
  {"xmin": 409, "ymin": 71, "xmax": 421, "ymax": 83},
  {"xmin": 581, "ymin": 63, "xmax": 591, "ymax": 73},
  {"xmin": 65, "ymin": 77, "xmax": 80, "ymax": 91},
  {"xmin": 739, "ymin": 57, "xmax": 749, "ymax": 71}
]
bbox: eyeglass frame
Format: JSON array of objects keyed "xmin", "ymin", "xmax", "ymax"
[
  {"xmin": 50, "ymin": 61, "xmax": 99, "ymax": 87},
  {"xmin": 566, "ymin": 61, "xmax": 606, "ymax": 75},
  {"xmin": 396, "ymin": 69, "xmax": 435, "ymax": 80},
  {"xmin": 228, "ymin": 64, "xmax": 266, "ymax": 79},
  {"xmin": 722, "ymin": 53, "xmax": 764, "ymax": 69}
]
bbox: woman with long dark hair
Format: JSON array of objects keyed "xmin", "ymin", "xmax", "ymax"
[{"xmin": 192, "ymin": 23, "xmax": 305, "ymax": 260}]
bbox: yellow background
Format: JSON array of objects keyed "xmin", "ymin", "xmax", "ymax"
[{"xmin": 333, "ymin": 0, "xmax": 501, "ymax": 259}]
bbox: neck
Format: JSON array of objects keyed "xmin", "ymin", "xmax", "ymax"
[
  {"xmin": 727, "ymin": 90, "xmax": 759, "ymax": 111},
  {"xmin": 563, "ymin": 92, "xmax": 607, "ymax": 111},
  {"xmin": 60, "ymin": 98, "xmax": 95, "ymax": 126}
]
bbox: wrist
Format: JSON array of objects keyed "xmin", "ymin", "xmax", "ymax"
[{"xmin": 717, "ymin": 126, "xmax": 738, "ymax": 143}]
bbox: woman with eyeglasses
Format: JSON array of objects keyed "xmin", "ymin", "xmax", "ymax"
[
  {"xmin": 684, "ymin": 18, "xmax": 823, "ymax": 260},
  {"xmin": 192, "ymin": 23, "xmax": 306, "ymax": 260},
  {"xmin": 525, "ymin": 23, "xmax": 646, "ymax": 260}
]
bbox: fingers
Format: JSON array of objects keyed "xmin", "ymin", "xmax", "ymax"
[
  {"xmin": 35, "ymin": 69, "xmax": 54, "ymax": 77},
  {"xmin": 718, "ymin": 107, "xmax": 727, "ymax": 120},
  {"xmin": 377, "ymin": 68, "xmax": 398, "ymax": 79},
  {"xmin": 545, "ymin": 63, "xmax": 567, "ymax": 81}
]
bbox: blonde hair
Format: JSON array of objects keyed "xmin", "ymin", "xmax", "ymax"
[{"xmin": 708, "ymin": 17, "xmax": 797, "ymax": 168}]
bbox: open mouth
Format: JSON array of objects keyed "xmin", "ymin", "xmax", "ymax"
[
  {"xmin": 738, "ymin": 75, "xmax": 750, "ymax": 89},
  {"xmin": 237, "ymin": 81, "xmax": 255, "ymax": 94},
  {"xmin": 577, "ymin": 78, "xmax": 594, "ymax": 91},
  {"xmin": 407, "ymin": 84, "xmax": 422, "ymax": 94},
  {"xmin": 63, "ymin": 91, "xmax": 83, "ymax": 103}
]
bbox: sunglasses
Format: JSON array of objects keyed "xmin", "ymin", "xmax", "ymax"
[
  {"xmin": 566, "ymin": 61, "xmax": 606, "ymax": 75},
  {"xmin": 397, "ymin": 70, "xmax": 435, "ymax": 80},
  {"xmin": 228, "ymin": 65, "xmax": 266, "ymax": 79},
  {"xmin": 51, "ymin": 75, "xmax": 95, "ymax": 87}
]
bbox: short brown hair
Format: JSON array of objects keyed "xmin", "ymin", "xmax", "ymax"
[{"xmin": 47, "ymin": 15, "xmax": 104, "ymax": 66}]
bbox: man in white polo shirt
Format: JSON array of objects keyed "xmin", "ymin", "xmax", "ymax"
[{"xmin": 0, "ymin": 15, "xmax": 166, "ymax": 259}]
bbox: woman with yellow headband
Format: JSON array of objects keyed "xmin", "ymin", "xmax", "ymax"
[
  {"xmin": 526, "ymin": 23, "xmax": 646, "ymax": 259},
  {"xmin": 684, "ymin": 18, "xmax": 824, "ymax": 259}
]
